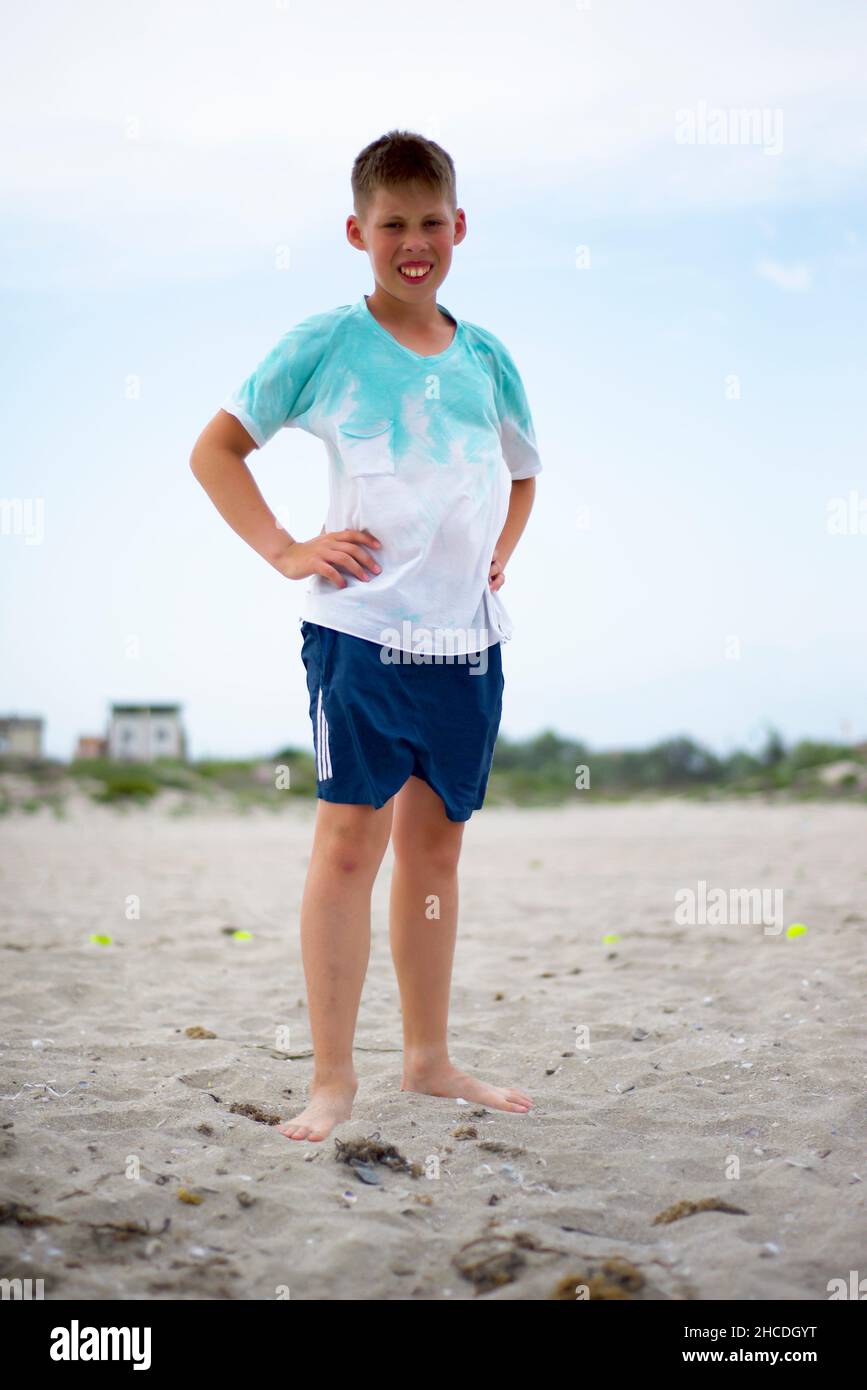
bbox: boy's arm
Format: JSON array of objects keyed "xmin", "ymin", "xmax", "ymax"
[
  {"xmin": 189, "ymin": 409, "xmax": 381, "ymax": 586},
  {"xmin": 489, "ymin": 477, "xmax": 535, "ymax": 593},
  {"xmin": 190, "ymin": 410, "xmax": 292, "ymax": 569}
]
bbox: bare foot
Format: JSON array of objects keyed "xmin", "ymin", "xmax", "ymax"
[
  {"xmin": 278, "ymin": 1078, "xmax": 358, "ymax": 1142},
  {"xmin": 401, "ymin": 1062, "xmax": 532, "ymax": 1114}
]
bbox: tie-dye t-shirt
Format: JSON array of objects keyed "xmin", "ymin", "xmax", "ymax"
[{"xmin": 221, "ymin": 294, "xmax": 542, "ymax": 656}]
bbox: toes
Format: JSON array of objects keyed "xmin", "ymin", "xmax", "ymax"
[
  {"xmin": 283, "ymin": 1122, "xmax": 329, "ymax": 1141},
  {"xmin": 283, "ymin": 1125, "xmax": 310, "ymax": 1140}
]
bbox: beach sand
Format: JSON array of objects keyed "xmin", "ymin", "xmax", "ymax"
[{"xmin": 1, "ymin": 797, "xmax": 864, "ymax": 1301}]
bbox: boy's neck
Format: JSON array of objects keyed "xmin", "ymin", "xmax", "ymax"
[{"xmin": 365, "ymin": 283, "xmax": 446, "ymax": 331}]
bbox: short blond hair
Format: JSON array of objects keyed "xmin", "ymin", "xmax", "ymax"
[{"xmin": 351, "ymin": 129, "xmax": 457, "ymax": 219}]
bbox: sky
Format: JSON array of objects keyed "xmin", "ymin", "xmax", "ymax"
[{"xmin": 2, "ymin": 0, "xmax": 866, "ymax": 761}]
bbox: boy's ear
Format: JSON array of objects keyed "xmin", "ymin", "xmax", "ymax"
[{"xmin": 346, "ymin": 213, "xmax": 366, "ymax": 250}]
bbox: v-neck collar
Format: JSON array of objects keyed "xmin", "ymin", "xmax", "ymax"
[{"xmin": 359, "ymin": 294, "xmax": 462, "ymax": 364}]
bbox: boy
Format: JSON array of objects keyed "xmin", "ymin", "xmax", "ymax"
[{"xmin": 190, "ymin": 130, "xmax": 541, "ymax": 1142}]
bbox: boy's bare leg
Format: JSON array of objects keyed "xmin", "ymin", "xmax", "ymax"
[
  {"xmin": 279, "ymin": 798, "xmax": 393, "ymax": 1142},
  {"xmin": 389, "ymin": 776, "xmax": 532, "ymax": 1114}
]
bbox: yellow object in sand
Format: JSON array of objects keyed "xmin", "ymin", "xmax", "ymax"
[{"xmin": 786, "ymin": 923, "xmax": 809, "ymax": 939}]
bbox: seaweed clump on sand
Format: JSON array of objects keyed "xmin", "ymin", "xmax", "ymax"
[
  {"xmin": 452, "ymin": 1225, "xmax": 650, "ymax": 1300},
  {"xmin": 454, "ymin": 1230, "xmax": 574, "ymax": 1296},
  {"xmin": 334, "ymin": 1131, "xmax": 423, "ymax": 1181},
  {"xmin": 452, "ymin": 1124, "xmax": 478, "ymax": 1140},
  {"xmin": 0, "ymin": 1200, "xmax": 64, "ymax": 1228},
  {"xmin": 453, "ymin": 1234, "xmax": 527, "ymax": 1293},
  {"xmin": 653, "ymin": 1197, "xmax": 747, "ymax": 1224},
  {"xmin": 549, "ymin": 1256, "xmax": 645, "ymax": 1300},
  {"xmin": 228, "ymin": 1102, "xmax": 282, "ymax": 1126}
]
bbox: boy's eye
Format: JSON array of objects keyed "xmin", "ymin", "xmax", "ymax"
[{"xmin": 383, "ymin": 220, "xmax": 444, "ymax": 228}]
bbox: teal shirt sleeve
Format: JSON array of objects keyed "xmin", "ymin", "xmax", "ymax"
[
  {"xmin": 220, "ymin": 312, "xmax": 334, "ymax": 448},
  {"xmin": 467, "ymin": 326, "xmax": 542, "ymax": 479}
]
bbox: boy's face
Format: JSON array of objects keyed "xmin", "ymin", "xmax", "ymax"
[{"xmin": 348, "ymin": 182, "xmax": 466, "ymax": 301}]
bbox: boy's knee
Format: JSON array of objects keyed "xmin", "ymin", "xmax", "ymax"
[
  {"xmin": 317, "ymin": 810, "xmax": 388, "ymax": 875},
  {"xmin": 392, "ymin": 829, "xmax": 463, "ymax": 876}
]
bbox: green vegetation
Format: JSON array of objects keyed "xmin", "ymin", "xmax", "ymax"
[
  {"xmin": 488, "ymin": 726, "xmax": 866, "ymax": 801},
  {"xmin": 65, "ymin": 754, "xmax": 317, "ymax": 804},
  {"xmin": 1, "ymin": 726, "xmax": 865, "ymax": 814}
]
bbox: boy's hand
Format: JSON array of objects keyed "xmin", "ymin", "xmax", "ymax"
[
  {"xmin": 274, "ymin": 528, "xmax": 382, "ymax": 589},
  {"xmin": 488, "ymin": 546, "xmax": 506, "ymax": 593}
]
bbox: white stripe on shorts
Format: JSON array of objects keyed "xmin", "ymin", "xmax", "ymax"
[{"xmin": 315, "ymin": 685, "xmax": 332, "ymax": 780}]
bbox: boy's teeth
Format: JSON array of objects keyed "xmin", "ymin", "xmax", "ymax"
[{"xmin": 399, "ymin": 265, "xmax": 430, "ymax": 277}]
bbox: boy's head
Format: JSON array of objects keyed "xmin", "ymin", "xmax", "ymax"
[{"xmin": 348, "ymin": 129, "xmax": 466, "ymax": 301}]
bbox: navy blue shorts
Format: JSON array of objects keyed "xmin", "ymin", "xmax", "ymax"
[{"xmin": 299, "ymin": 621, "xmax": 504, "ymax": 822}]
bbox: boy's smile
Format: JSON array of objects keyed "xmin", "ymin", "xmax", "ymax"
[
  {"xmin": 396, "ymin": 261, "xmax": 434, "ymax": 283},
  {"xmin": 347, "ymin": 182, "xmax": 466, "ymax": 313}
]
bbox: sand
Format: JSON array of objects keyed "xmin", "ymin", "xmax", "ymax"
[{"xmin": 0, "ymin": 797, "xmax": 864, "ymax": 1301}]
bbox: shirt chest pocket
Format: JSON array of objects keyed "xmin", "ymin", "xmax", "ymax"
[{"xmin": 337, "ymin": 419, "xmax": 395, "ymax": 477}]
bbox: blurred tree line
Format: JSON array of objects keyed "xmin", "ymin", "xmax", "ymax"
[
  {"xmin": 486, "ymin": 726, "xmax": 862, "ymax": 800},
  {"xmin": 2, "ymin": 726, "xmax": 862, "ymax": 810}
]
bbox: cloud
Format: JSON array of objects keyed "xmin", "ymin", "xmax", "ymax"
[
  {"xmin": 2, "ymin": 0, "xmax": 866, "ymax": 289},
  {"xmin": 754, "ymin": 259, "xmax": 812, "ymax": 292}
]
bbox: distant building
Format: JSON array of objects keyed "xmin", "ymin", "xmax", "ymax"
[
  {"xmin": 108, "ymin": 704, "xmax": 187, "ymax": 762},
  {"xmin": 75, "ymin": 735, "xmax": 108, "ymax": 760},
  {"xmin": 0, "ymin": 715, "xmax": 44, "ymax": 757}
]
